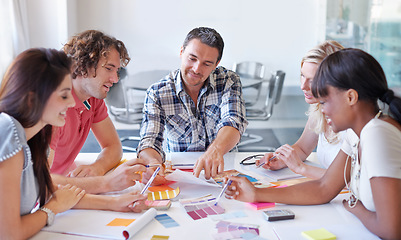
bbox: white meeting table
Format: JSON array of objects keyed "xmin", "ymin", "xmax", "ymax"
[{"xmin": 31, "ymin": 152, "xmax": 379, "ymax": 240}]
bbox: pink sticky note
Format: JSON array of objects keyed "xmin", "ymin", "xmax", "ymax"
[{"xmin": 246, "ymin": 201, "xmax": 275, "ymax": 210}]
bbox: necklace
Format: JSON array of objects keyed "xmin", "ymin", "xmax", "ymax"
[
  {"xmin": 344, "ymin": 142, "xmax": 360, "ymax": 208},
  {"xmin": 343, "ymin": 109, "xmax": 382, "ymax": 208}
]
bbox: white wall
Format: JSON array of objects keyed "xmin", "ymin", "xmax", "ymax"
[
  {"xmin": 26, "ymin": 0, "xmax": 68, "ymax": 49},
  {"xmin": 26, "ymin": 0, "xmax": 326, "ymax": 93}
]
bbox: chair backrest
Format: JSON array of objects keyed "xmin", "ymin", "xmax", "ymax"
[
  {"xmin": 106, "ymin": 68, "xmax": 128, "ymax": 110},
  {"xmin": 105, "ymin": 68, "xmax": 144, "ymax": 124},
  {"xmin": 264, "ymin": 70, "xmax": 285, "ymax": 115},
  {"xmin": 233, "ymin": 61, "xmax": 265, "ymax": 79}
]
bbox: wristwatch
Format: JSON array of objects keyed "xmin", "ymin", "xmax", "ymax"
[{"xmin": 39, "ymin": 207, "xmax": 55, "ymax": 226}]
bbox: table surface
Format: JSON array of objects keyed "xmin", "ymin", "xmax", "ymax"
[{"xmin": 31, "ymin": 152, "xmax": 379, "ymax": 240}]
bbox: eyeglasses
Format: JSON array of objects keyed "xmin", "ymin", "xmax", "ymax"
[{"xmin": 239, "ymin": 154, "xmax": 264, "ymax": 165}]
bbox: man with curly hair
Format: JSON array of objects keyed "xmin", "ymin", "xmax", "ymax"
[{"xmin": 49, "ymin": 30, "xmax": 144, "ymax": 194}]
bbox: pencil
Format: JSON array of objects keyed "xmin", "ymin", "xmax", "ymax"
[
  {"xmin": 214, "ymin": 179, "xmax": 232, "ymax": 206},
  {"xmin": 256, "ymin": 156, "xmax": 276, "ymax": 168},
  {"xmin": 172, "ymin": 163, "xmax": 194, "ymax": 167},
  {"xmin": 140, "ymin": 166, "xmax": 161, "ymax": 194},
  {"xmin": 145, "ymin": 164, "xmax": 162, "ymax": 168}
]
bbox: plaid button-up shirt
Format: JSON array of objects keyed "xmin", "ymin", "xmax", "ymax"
[{"xmin": 137, "ymin": 66, "xmax": 248, "ymax": 161}]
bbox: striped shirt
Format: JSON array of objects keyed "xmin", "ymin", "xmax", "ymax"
[{"xmin": 137, "ymin": 66, "xmax": 248, "ymax": 160}]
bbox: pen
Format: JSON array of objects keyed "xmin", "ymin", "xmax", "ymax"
[
  {"xmin": 140, "ymin": 166, "xmax": 161, "ymax": 194},
  {"xmin": 145, "ymin": 164, "xmax": 162, "ymax": 168},
  {"xmin": 172, "ymin": 163, "xmax": 194, "ymax": 167},
  {"xmin": 256, "ymin": 156, "xmax": 277, "ymax": 168},
  {"xmin": 215, "ymin": 179, "xmax": 232, "ymax": 206}
]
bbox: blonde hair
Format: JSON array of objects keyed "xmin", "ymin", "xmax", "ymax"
[{"xmin": 302, "ymin": 40, "xmax": 344, "ymax": 143}]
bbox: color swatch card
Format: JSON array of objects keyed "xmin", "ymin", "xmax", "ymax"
[
  {"xmin": 106, "ymin": 218, "xmax": 135, "ymax": 227},
  {"xmin": 179, "ymin": 194, "xmax": 216, "ymax": 205},
  {"xmin": 208, "ymin": 211, "xmax": 248, "ymax": 221},
  {"xmin": 145, "ymin": 200, "xmax": 172, "ymax": 210},
  {"xmin": 182, "ymin": 202, "xmax": 225, "ymax": 220},
  {"xmin": 213, "ymin": 230, "xmax": 265, "ymax": 240},
  {"xmin": 154, "ymin": 214, "xmax": 180, "ymax": 228},
  {"xmin": 148, "ymin": 185, "xmax": 174, "ymax": 192},
  {"xmin": 216, "ymin": 221, "xmax": 260, "ymax": 235},
  {"xmin": 147, "ymin": 187, "xmax": 180, "ymax": 201},
  {"xmin": 151, "ymin": 235, "xmax": 169, "ymax": 240},
  {"xmin": 212, "ymin": 221, "xmax": 261, "ymax": 240}
]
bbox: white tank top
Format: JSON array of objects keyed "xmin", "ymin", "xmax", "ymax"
[{"xmin": 316, "ymin": 131, "xmax": 345, "ymax": 168}]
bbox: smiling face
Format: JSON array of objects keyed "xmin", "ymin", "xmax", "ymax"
[
  {"xmin": 41, "ymin": 74, "xmax": 75, "ymax": 127},
  {"xmin": 179, "ymin": 39, "xmax": 219, "ymax": 93},
  {"xmin": 300, "ymin": 62, "xmax": 319, "ymax": 104},
  {"xmin": 75, "ymin": 47, "xmax": 121, "ymax": 101},
  {"xmin": 319, "ymin": 86, "xmax": 353, "ymax": 133}
]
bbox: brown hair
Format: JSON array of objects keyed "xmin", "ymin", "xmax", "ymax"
[
  {"xmin": 0, "ymin": 48, "xmax": 71, "ymax": 206},
  {"xmin": 64, "ymin": 30, "xmax": 130, "ymax": 79},
  {"xmin": 183, "ymin": 27, "xmax": 224, "ymax": 63}
]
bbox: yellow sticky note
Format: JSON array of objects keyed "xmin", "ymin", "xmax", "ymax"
[
  {"xmin": 151, "ymin": 235, "xmax": 169, "ymax": 240},
  {"xmin": 302, "ymin": 228, "xmax": 336, "ymax": 240},
  {"xmin": 106, "ymin": 218, "xmax": 135, "ymax": 227}
]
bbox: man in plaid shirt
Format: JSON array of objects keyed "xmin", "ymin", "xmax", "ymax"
[{"xmin": 137, "ymin": 27, "xmax": 248, "ymax": 180}]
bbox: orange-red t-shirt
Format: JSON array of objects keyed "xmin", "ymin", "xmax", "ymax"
[{"xmin": 50, "ymin": 89, "xmax": 108, "ymax": 175}]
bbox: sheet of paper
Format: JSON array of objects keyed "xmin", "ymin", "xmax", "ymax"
[
  {"xmin": 246, "ymin": 160, "xmax": 321, "ymax": 181},
  {"xmin": 165, "ymin": 169, "xmax": 220, "ymax": 187},
  {"xmin": 166, "ymin": 152, "xmax": 236, "ymax": 170},
  {"xmin": 167, "ymin": 152, "xmax": 203, "ymax": 164},
  {"xmin": 42, "ymin": 208, "xmax": 157, "ymax": 240}
]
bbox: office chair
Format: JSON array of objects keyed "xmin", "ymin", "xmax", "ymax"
[
  {"xmin": 233, "ymin": 61, "xmax": 266, "ymax": 106},
  {"xmin": 105, "ymin": 68, "xmax": 142, "ymax": 152},
  {"xmin": 246, "ymin": 70, "xmax": 285, "ymax": 120},
  {"xmin": 237, "ymin": 70, "xmax": 286, "ymax": 152}
]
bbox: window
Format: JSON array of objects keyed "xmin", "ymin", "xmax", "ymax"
[{"xmin": 326, "ymin": 0, "xmax": 401, "ymax": 89}]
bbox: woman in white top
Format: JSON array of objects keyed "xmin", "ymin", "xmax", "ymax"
[
  {"xmin": 258, "ymin": 40, "xmax": 345, "ymax": 179},
  {"xmin": 226, "ymin": 49, "xmax": 401, "ymax": 239}
]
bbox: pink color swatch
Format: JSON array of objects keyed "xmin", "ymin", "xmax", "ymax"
[{"xmin": 183, "ymin": 202, "xmax": 225, "ymax": 220}]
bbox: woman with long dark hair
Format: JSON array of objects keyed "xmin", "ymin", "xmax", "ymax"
[{"xmin": 0, "ymin": 48, "xmax": 147, "ymax": 239}]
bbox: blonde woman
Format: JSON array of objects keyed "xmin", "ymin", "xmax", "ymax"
[
  {"xmin": 258, "ymin": 40, "xmax": 344, "ymax": 179},
  {"xmin": 227, "ymin": 49, "xmax": 401, "ymax": 239}
]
